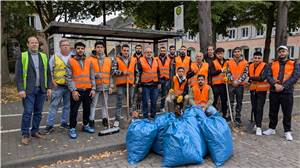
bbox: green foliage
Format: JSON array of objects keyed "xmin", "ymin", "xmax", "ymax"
[{"xmin": 2, "ymin": 1, "xmax": 37, "ymax": 51}]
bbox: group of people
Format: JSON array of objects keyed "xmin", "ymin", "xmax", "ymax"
[{"xmin": 16, "ymin": 36, "xmax": 299, "ymax": 145}]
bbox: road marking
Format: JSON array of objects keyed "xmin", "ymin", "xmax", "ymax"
[{"xmin": 1, "ymin": 95, "xmax": 300, "ymax": 134}]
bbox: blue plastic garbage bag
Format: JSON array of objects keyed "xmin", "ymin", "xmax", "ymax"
[
  {"xmin": 126, "ymin": 119, "xmax": 158, "ymax": 164},
  {"xmin": 183, "ymin": 106, "xmax": 205, "ymax": 118},
  {"xmin": 152, "ymin": 112, "xmax": 176, "ymax": 156},
  {"xmin": 162, "ymin": 115, "xmax": 207, "ymax": 167},
  {"xmin": 198, "ymin": 110, "xmax": 233, "ymax": 167}
]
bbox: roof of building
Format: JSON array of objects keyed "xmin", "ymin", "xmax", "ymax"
[{"xmin": 44, "ymin": 22, "xmax": 184, "ymax": 40}]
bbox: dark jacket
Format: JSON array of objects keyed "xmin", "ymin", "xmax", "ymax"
[
  {"xmin": 204, "ymin": 53, "xmax": 216, "ymax": 85},
  {"xmin": 266, "ymin": 59, "xmax": 300, "ymax": 94},
  {"xmin": 15, "ymin": 51, "xmax": 52, "ymax": 94}
]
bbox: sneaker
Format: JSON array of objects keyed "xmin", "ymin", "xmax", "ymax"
[
  {"xmin": 113, "ymin": 120, "xmax": 120, "ymax": 128},
  {"xmin": 43, "ymin": 125, "xmax": 54, "ymax": 134},
  {"xmin": 235, "ymin": 118, "xmax": 242, "ymax": 124},
  {"xmin": 160, "ymin": 108, "xmax": 165, "ymax": 112},
  {"xmin": 89, "ymin": 120, "xmax": 95, "ymax": 129},
  {"xmin": 21, "ymin": 135, "xmax": 30, "ymax": 145},
  {"xmin": 253, "ymin": 124, "xmax": 257, "ymax": 132},
  {"xmin": 256, "ymin": 127, "xmax": 262, "ymax": 136},
  {"xmin": 60, "ymin": 123, "xmax": 69, "ymax": 129},
  {"xmin": 82, "ymin": 125, "xmax": 95, "ymax": 133},
  {"xmin": 284, "ymin": 132, "xmax": 293, "ymax": 141},
  {"xmin": 31, "ymin": 132, "xmax": 46, "ymax": 139},
  {"xmin": 102, "ymin": 118, "xmax": 108, "ymax": 127},
  {"xmin": 263, "ymin": 128, "xmax": 276, "ymax": 136},
  {"xmin": 69, "ymin": 128, "xmax": 77, "ymax": 139}
]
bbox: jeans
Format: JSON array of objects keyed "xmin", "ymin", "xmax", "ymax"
[
  {"xmin": 228, "ymin": 85, "xmax": 244, "ymax": 119},
  {"xmin": 21, "ymin": 87, "xmax": 46, "ymax": 136},
  {"xmin": 159, "ymin": 78, "xmax": 170, "ymax": 109},
  {"xmin": 142, "ymin": 86, "xmax": 159, "ymax": 118},
  {"xmin": 46, "ymin": 86, "xmax": 70, "ymax": 126},
  {"xmin": 269, "ymin": 92, "xmax": 293, "ymax": 132},
  {"xmin": 90, "ymin": 91, "xmax": 109, "ymax": 120},
  {"xmin": 212, "ymin": 84, "xmax": 228, "ymax": 117},
  {"xmin": 69, "ymin": 90, "xmax": 92, "ymax": 128},
  {"xmin": 250, "ymin": 91, "xmax": 267, "ymax": 128},
  {"xmin": 115, "ymin": 85, "xmax": 134, "ymax": 121}
]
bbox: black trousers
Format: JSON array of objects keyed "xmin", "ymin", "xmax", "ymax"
[
  {"xmin": 229, "ymin": 85, "xmax": 244, "ymax": 119},
  {"xmin": 212, "ymin": 84, "xmax": 228, "ymax": 117},
  {"xmin": 269, "ymin": 92, "xmax": 293, "ymax": 132},
  {"xmin": 250, "ymin": 91, "xmax": 267, "ymax": 128},
  {"xmin": 70, "ymin": 90, "xmax": 92, "ymax": 129}
]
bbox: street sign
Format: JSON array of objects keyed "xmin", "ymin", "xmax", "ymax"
[{"xmin": 174, "ymin": 5, "xmax": 184, "ymax": 32}]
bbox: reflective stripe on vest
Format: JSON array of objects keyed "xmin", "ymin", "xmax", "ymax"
[
  {"xmin": 249, "ymin": 62, "xmax": 269, "ymax": 91},
  {"xmin": 53, "ymin": 54, "xmax": 67, "ymax": 85},
  {"xmin": 156, "ymin": 57, "xmax": 171, "ymax": 79},
  {"xmin": 87, "ymin": 56, "xmax": 111, "ymax": 85},
  {"xmin": 140, "ymin": 57, "xmax": 159, "ymax": 83},
  {"xmin": 271, "ymin": 60, "xmax": 295, "ymax": 83},
  {"xmin": 212, "ymin": 59, "xmax": 228, "ymax": 85},
  {"xmin": 189, "ymin": 62, "xmax": 209, "ymax": 87},
  {"xmin": 227, "ymin": 58, "xmax": 248, "ymax": 85},
  {"xmin": 192, "ymin": 84, "xmax": 210, "ymax": 106},
  {"xmin": 173, "ymin": 76, "xmax": 187, "ymax": 96},
  {"xmin": 175, "ymin": 56, "xmax": 190, "ymax": 75},
  {"xmin": 115, "ymin": 56, "xmax": 136, "ymax": 85},
  {"xmin": 21, "ymin": 51, "xmax": 48, "ymax": 89},
  {"xmin": 69, "ymin": 57, "xmax": 92, "ymax": 89}
]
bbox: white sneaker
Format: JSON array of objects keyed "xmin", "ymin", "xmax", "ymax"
[
  {"xmin": 113, "ymin": 121, "xmax": 120, "ymax": 128},
  {"xmin": 256, "ymin": 127, "xmax": 262, "ymax": 136},
  {"xmin": 284, "ymin": 132, "xmax": 293, "ymax": 141},
  {"xmin": 263, "ymin": 128, "xmax": 276, "ymax": 136},
  {"xmin": 253, "ymin": 124, "xmax": 257, "ymax": 132},
  {"xmin": 160, "ymin": 108, "xmax": 165, "ymax": 112}
]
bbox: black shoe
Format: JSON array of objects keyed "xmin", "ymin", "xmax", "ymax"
[
  {"xmin": 60, "ymin": 123, "xmax": 70, "ymax": 129},
  {"xmin": 89, "ymin": 120, "xmax": 95, "ymax": 129},
  {"xmin": 235, "ymin": 118, "xmax": 242, "ymax": 125},
  {"xmin": 225, "ymin": 116, "xmax": 232, "ymax": 122},
  {"xmin": 102, "ymin": 118, "xmax": 108, "ymax": 127},
  {"xmin": 43, "ymin": 126, "xmax": 54, "ymax": 134}
]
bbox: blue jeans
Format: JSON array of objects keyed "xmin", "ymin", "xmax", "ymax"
[
  {"xmin": 115, "ymin": 85, "xmax": 134, "ymax": 121},
  {"xmin": 160, "ymin": 78, "xmax": 170, "ymax": 109},
  {"xmin": 21, "ymin": 87, "xmax": 46, "ymax": 136},
  {"xmin": 142, "ymin": 86, "xmax": 159, "ymax": 118},
  {"xmin": 46, "ymin": 86, "xmax": 70, "ymax": 126}
]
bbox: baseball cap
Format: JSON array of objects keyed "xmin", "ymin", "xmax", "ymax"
[{"xmin": 277, "ymin": 45, "xmax": 288, "ymax": 51}]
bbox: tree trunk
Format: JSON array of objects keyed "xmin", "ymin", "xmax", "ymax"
[
  {"xmin": 263, "ymin": 4, "xmax": 275, "ymax": 63},
  {"xmin": 1, "ymin": 6, "xmax": 10, "ymax": 84},
  {"xmin": 212, "ymin": 24, "xmax": 217, "ymax": 49},
  {"xmin": 275, "ymin": 1, "xmax": 290, "ymax": 51},
  {"xmin": 198, "ymin": 1, "xmax": 212, "ymax": 52}
]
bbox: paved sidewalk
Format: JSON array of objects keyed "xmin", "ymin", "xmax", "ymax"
[{"xmin": 42, "ymin": 115, "xmax": 300, "ymax": 168}]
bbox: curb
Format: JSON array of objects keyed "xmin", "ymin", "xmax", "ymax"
[{"xmin": 1, "ymin": 142, "xmax": 126, "ymax": 168}]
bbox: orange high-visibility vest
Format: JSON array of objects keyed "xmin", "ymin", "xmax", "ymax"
[
  {"xmin": 156, "ymin": 56, "xmax": 171, "ymax": 79},
  {"xmin": 140, "ymin": 57, "xmax": 159, "ymax": 83},
  {"xmin": 192, "ymin": 84, "xmax": 210, "ymax": 106},
  {"xmin": 69, "ymin": 57, "xmax": 92, "ymax": 89},
  {"xmin": 175, "ymin": 56, "xmax": 191, "ymax": 75},
  {"xmin": 212, "ymin": 59, "xmax": 228, "ymax": 85},
  {"xmin": 271, "ymin": 60, "xmax": 295, "ymax": 83},
  {"xmin": 227, "ymin": 58, "xmax": 248, "ymax": 85},
  {"xmin": 172, "ymin": 76, "xmax": 187, "ymax": 96},
  {"xmin": 189, "ymin": 62, "xmax": 209, "ymax": 87},
  {"xmin": 115, "ymin": 56, "xmax": 136, "ymax": 85},
  {"xmin": 87, "ymin": 56, "xmax": 111, "ymax": 85},
  {"xmin": 249, "ymin": 62, "xmax": 270, "ymax": 91}
]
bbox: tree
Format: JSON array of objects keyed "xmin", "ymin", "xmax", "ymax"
[
  {"xmin": 197, "ymin": 1, "xmax": 212, "ymax": 52},
  {"xmin": 275, "ymin": 1, "xmax": 291, "ymax": 51}
]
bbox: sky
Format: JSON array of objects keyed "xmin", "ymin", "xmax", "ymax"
[{"xmin": 71, "ymin": 11, "xmax": 121, "ymax": 25}]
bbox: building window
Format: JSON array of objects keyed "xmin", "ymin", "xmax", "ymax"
[
  {"xmin": 254, "ymin": 48, "xmax": 262, "ymax": 52},
  {"xmin": 28, "ymin": 16, "xmax": 35, "ymax": 28},
  {"xmin": 228, "ymin": 49, "xmax": 232, "ymax": 58},
  {"xmin": 256, "ymin": 27, "xmax": 264, "ymax": 36},
  {"xmin": 288, "ymin": 46, "xmax": 294, "ymax": 59},
  {"xmin": 241, "ymin": 27, "xmax": 249, "ymax": 38},
  {"xmin": 228, "ymin": 29, "xmax": 235, "ymax": 39}
]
